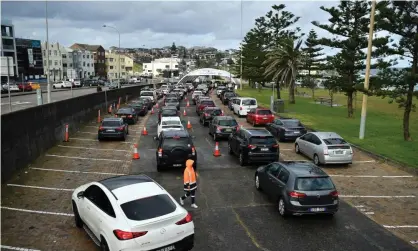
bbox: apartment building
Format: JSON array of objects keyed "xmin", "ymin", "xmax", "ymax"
[
  {"xmin": 70, "ymin": 43, "xmax": 105, "ymax": 78},
  {"xmin": 142, "ymin": 57, "xmax": 180, "ymax": 77},
  {"xmin": 105, "ymin": 51, "xmax": 128, "ymax": 80},
  {"xmin": 41, "ymin": 42, "xmax": 64, "ymax": 81},
  {"xmin": 71, "ymin": 49, "xmax": 95, "ymax": 79},
  {"xmin": 1, "ymin": 20, "xmax": 18, "ymax": 80},
  {"xmin": 15, "ymin": 38, "xmax": 44, "ymax": 81}
]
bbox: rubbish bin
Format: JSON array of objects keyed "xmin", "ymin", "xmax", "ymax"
[{"xmin": 274, "ymin": 99, "xmax": 285, "ymax": 113}]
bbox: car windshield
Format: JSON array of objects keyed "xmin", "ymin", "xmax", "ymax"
[
  {"xmin": 295, "ymin": 177, "xmax": 335, "ymax": 191},
  {"xmin": 242, "ymin": 99, "xmax": 256, "ymax": 105},
  {"xmin": 162, "ymin": 120, "xmax": 181, "ymax": 126},
  {"xmin": 162, "ymin": 110, "xmax": 177, "ymax": 116},
  {"xmin": 163, "ymin": 137, "xmax": 190, "ymax": 148},
  {"xmin": 139, "ymin": 98, "xmax": 149, "ymax": 102},
  {"xmin": 323, "ymin": 138, "xmax": 347, "ymax": 145},
  {"xmin": 211, "ymin": 109, "xmax": 222, "ymax": 115},
  {"xmin": 118, "ymin": 109, "xmax": 131, "ymax": 114},
  {"xmin": 141, "ymin": 92, "xmax": 153, "ymax": 96},
  {"xmin": 194, "ymin": 91, "xmax": 202, "ymax": 95},
  {"xmin": 224, "ymin": 92, "xmax": 235, "ymax": 97},
  {"xmin": 162, "ymin": 125, "xmax": 183, "ymax": 129},
  {"xmin": 257, "ymin": 110, "xmax": 272, "ymax": 115},
  {"xmin": 166, "ymin": 99, "xmax": 178, "ymax": 103},
  {"xmin": 121, "ymin": 194, "xmax": 176, "ymax": 221},
  {"xmin": 201, "ymin": 101, "xmax": 214, "ymax": 105},
  {"xmin": 249, "ymin": 136, "xmax": 276, "ymax": 144},
  {"xmin": 282, "ymin": 120, "xmax": 302, "ymax": 127},
  {"xmin": 218, "ymin": 86, "xmax": 226, "ymax": 89},
  {"xmin": 102, "ymin": 121, "xmax": 121, "ymax": 127},
  {"xmin": 218, "ymin": 119, "xmax": 238, "ymax": 126}
]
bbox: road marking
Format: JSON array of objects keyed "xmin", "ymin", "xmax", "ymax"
[
  {"xmin": 280, "ymin": 149, "xmax": 294, "ymax": 151},
  {"xmin": 30, "ymin": 167, "xmax": 127, "ymax": 176},
  {"xmin": 410, "ymin": 241, "xmax": 418, "ymax": 244},
  {"xmin": 68, "ymin": 137, "xmax": 134, "ymax": 144},
  {"xmin": 0, "ymin": 206, "xmax": 74, "ymax": 217},
  {"xmin": 77, "ymin": 131, "xmax": 97, "ymax": 135},
  {"xmin": 0, "ymin": 245, "xmax": 41, "ymax": 251},
  {"xmin": 364, "ymin": 212, "xmax": 375, "ymax": 215},
  {"xmin": 205, "ymin": 137, "xmax": 214, "ymax": 147},
  {"xmin": 45, "ymin": 154, "xmax": 127, "ymax": 162},
  {"xmin": 355, "ymin": 205, "xmax": 365, "ymax": 208},
  {"xmin": 57, "ymin": 145, "xmax": 130, "ymax": 152},
  {"xmin": 353, "ymin": 160, "xmax": 376, "ymax": 163},
  {"xmin": 7, "ymin": 184, "xmax": 74, "ymax": 191},
  {"xmin": 330, "ymin": 175, "xmax": 414, "ymax": 178},
  {"xmin": 340, "ymin": 195, "xmax": 415, "ymax": 198},
  {"xmin": 232, "ymin": 208, "xmax": 270, "ymax": 251},
  {"xmin": 383, "ymin": 225, "xmax": 418, "ymax": 229}
]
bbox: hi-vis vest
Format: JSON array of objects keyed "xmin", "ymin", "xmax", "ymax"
[{"xmin": 183, "ymin": 168, "xmax": 197, "ymax": 191}]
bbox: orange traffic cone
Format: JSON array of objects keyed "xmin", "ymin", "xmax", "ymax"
[
  {"xmin": 186, "ymin": 101, "xmax": 190, "ymax": 107},
  {"xmin": 187, "ymin": 120, "xmax": 192, "ymax": 129},
  {"xmin": 133, "ymin": 144, "xmax": 140, "ymax": 159},
  {"xmin": 151, "ymin": 107, "xmax": 154, "ymax": 114},
  {"xmin": 97, "ymin": 110, "xmax": 101, "ymax": 123},
  {"xmin": 63, "ymin": 124, "xmax": 69, "ymax": 142},
  {"xmin": 183, "ymin": 109, "xmax": 187, "ymax": 116},
  {"xmin": 156, "ymin": 102, "xmax": 159, "ymax": 108},
  {"xmin": 213, "ymin": 142, "xmax": 221, "ymax": 157},
  {"xmin": 142, "ymin": 127, "xmax": 148, "ymax": 135}
]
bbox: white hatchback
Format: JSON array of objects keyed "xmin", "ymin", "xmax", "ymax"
[
  {"xmin": 158, "ymin": 116, "xmax": 184, "ymax": 137},
  {"xmin": 72, "ymin": 175, "xmax": 195, "ymax": 251},
  {"xmin": 233, "ymin": 97, "xmax": 258, "ymax": 116},
  {"xmin": 53, "ymin": 81, "xmax": 73, "ymax": 89}
]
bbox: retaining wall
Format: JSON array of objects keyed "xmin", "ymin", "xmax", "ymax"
[{"xmin": 1, "ymin": 86, "xmax": 144, "ymax": 183}]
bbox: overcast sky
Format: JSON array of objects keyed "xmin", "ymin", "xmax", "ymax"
[{"xmin": 1, "ymin": 1, "xmax": 409, "ymax": 67}]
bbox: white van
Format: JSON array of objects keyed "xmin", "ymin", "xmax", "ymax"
[
  {"xmin": 233, "ymin": 97, "xmax": 258, "ymax": 117},
  {"xmin": 140, "ymin": 90, "xmax": 157, "ymax": 104}
]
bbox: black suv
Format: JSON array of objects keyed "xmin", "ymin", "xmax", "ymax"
[
  {"xmin": 209, "ymin": 116, "xmax": 238, "ymax": 141},
  {"xmin": 228, "ymin": 128, "xmax": 279, "ymax": 166},
  {"xmin": 98, "ymin": 118, "xmax": 129, "ymax": 141},
  {"xmin": 154, "ymin": 130, "xmax": 197, "ymax": 171},
  {"xmin": 254, "ymin": 161, "xmax": 339, "ymax": 217},
  {"xmin": 199, "ymin": 107, "xmax": 222, "ymax": 126}
]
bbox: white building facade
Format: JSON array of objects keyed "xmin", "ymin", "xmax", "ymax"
[
  {"xmin": 142, "ymin": 57, "xmax": 180, "ymax": 76},
  {"xmin": 42, "ymin": 42, "xmax": 64, "ymax": 81},
  {"xmin": 72, "ymin": 49, "xmax": 95, "ymax": 79}
]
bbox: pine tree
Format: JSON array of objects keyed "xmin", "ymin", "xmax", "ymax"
[
  {"xmin": 171, "ymin": 42, "xmax": 177, "ymax": 54},
  {"xmin": 312, "ymin": 1, "xmax": 390, "ymax": 118},
  {"xmin": 373, "ymin": 1, "xmax": 418, "ymax": 141}
]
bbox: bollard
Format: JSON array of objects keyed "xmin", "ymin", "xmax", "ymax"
[
  {"xmin": 125, "ymin": 95, "xmax": 128, "ymax": 104},
  {"xmin": 98, "ymin": 110, "xmax": 101, "ymax": 123},
  {"xmin": 64, "ymin": 124, "xmax": 69, "ymax": 142}
]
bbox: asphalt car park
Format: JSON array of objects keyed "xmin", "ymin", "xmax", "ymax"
[{"xmin": 1, "ymin": 91, "xmax": 416, "ymax": 251}]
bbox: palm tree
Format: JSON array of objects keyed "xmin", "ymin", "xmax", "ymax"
[{"xmin": 263, "ymin": 37, "xmax": 304, "ymax": 104}]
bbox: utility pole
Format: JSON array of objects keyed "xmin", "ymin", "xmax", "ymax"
[
  {"xmin": 45, "ymin": 0, "xmax": 51, "ymax": 103},
  {"xmin": 359, "ymin": 0, "xmax": 376, "ymax": 139},
  {"xmin": 7, "ymin": 57, "xmax": 12, "ymax": 112},
  {"xmin": 239, "ymin": 0, "xmax": 243, "ymax": 90}
]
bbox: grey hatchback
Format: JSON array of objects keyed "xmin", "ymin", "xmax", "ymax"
[{"xmin": 255, "ymin": 161, "xmax": 339, "ymax": 217}]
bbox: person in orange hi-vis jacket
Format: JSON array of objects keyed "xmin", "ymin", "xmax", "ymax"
[{"xmin": 180, "ymin": 159, "xmax": 198, "ymax": 208}]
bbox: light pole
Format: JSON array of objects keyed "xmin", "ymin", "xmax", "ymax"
[
  {"xmin": 239, "ymin": 0, "xmax": 243, "ymax": 91},
  {"xmin": 359, "ymin": 0, "xmax": 376, "ymax": 139},
  {"xmin": 45, "ymin": 0, "xmax": 51, "ymax": 103},
  {"xmin": 103, "ymin": 25, "xmax": 121, "ymax": 89}
]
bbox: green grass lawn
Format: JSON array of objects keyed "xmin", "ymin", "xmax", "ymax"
[{"xmin": 236, "ymin": 86, "xmax": 418, "ymax": 168}]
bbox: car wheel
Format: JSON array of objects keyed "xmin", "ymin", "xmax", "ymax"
[
  {"xmin": 213, "ymin": 133, "xmax": 217, "ymax": 141},
  {"xmin": 314, "ymin": 154, "xmax": 320, "ymax": 165},
  {"xmin": 98, "ymin": 136, "xmax": 103, "ymax": 141},
  {"xmin": 278, "ymin": 198, "xmax": 288, "ymax": 217},
  {"xmin": 295, "ymin": 143, "xmax": 300, "ymax": 154},
  {"xmin": 121, "ymin": 135, "xmax": 126, "ymax": 141},
  {"xmin": 72, "ymin": 202, "xmax": 83, "ymax": 228},
  {"xmin": 255, "ymin": 173, "xmax": 262, "ymax": 191},
  {"xmin": 100, "ymin": 237, "xmax": 110, "ymax": 251},
  {"xmin": 53, "ymin": 86, "xmax": 56, "ymax": 89},
  {"xmin": 228, "ymin": 142, "xmax": 233, "ymax": 154},
  {"xmin": 239, "ymin": 152, "xmax": 246, "ymax": 166},
  {"xmin": 126, "ymin": 128, "xmax": 129, "ymax": 135}
]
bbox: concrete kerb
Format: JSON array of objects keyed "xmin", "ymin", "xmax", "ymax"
[{"xmin": 271, "ymin": 110, "xmax": 418, "ymax": 176}]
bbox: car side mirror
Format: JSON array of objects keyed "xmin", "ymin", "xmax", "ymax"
[{"xmin": 77, "ymin": 191, "xmax": 84, "ymax": 198}]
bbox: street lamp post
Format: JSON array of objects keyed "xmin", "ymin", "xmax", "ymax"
[
  {"xmin": 45, "ymin": 0, "xmax": 51, "ymax": 103},
  {"xmin": 103, "ymin": 25, "xmax": 121, "ymax": 89},
  {"xmin": 239, "ymin": 0, "xmax": 243, "ymax": 91},
  {"xmin": 359, "ymin": 0, "xmax": 376, "ymax": 139}
]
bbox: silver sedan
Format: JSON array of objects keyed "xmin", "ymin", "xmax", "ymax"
[{"xmin": 295, "ymin": 132, "xmax": 353, "ymax": 165}]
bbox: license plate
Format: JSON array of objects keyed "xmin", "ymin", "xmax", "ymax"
[
  {"xmin": 263, "ymin": 117, "xmax": 268, "ymax": 120},
  {"xmin": 294, "ymin": 131, "xmax": 299, "ymax": 134},
  {"xmin": 261, "ymin": 148, "xmax": 269, "ymax": 151},
  {"xmin": 225, "ymin": 129, "xmax": 232, "ymax": 132},
  {"xmin": 309, "ymin": 208, "xmax": 326, "ymax": 212},
  {"xmin": 107, "ymin": 130, "xmax": 115, "ymax": 132},
  {"xmin": 173, "ymin": 164, "xmax": 182, "ymax": 167},
  {"xmin": 121, "ymin": 115, "xmax": 126, "ymax": 118},
  {"xmin": 335, "ymin": 150, "xmax": 343, "ymax": 154},
  {"xmin": 157, "ymin": 245, "xmax": 175, "ymax": 251}
]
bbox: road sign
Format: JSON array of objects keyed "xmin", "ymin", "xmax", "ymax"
[{"xmin": 1, "ymin": 57, "xmax": 14, "ymax": 76}]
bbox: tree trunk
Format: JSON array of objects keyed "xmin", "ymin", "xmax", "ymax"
[
  {"xmin": 402, "ymin": 58, "xmax": 416, "ymax": 141},
  {"xmin": 311, "ymin": 88, "xmax": 315, "ymax": 99},
  {"xmin": 275, "ymin": 78, "xmax": 281, "ymax": 99},
  {"xmin": 288, "ymin": 80, "xmax": 295, "ymax": 104},
  {"xmin": 347, "ymin": 91, "xmax": 354, "ymax": 117}
]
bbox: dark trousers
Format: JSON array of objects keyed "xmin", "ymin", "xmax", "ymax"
[{"xmin": 181, "ymin": 189, "xmax": 196, "ymax": 204}]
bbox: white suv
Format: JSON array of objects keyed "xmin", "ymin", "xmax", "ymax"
[
  {"xmin": 72, "ymin": 175, "xmax": 195, "ymax": 251},
  {"xmin": 140, "ymin": 90, "xmax": 157, "ymax": 104}
]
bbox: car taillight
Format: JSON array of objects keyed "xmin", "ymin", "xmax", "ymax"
[
  {"xmin": 176, "ymin": 212, "xmax": 193, "ymax": 225},
  {"xmin": 324, "ymin": 147, "xmax": 329, "ymax": 155},
  {"xmin": 221, "ymin": 110, "xmax": 224, "ymax": 116},
  {"xmin": 289, "ymin": 191, "xmax": 306, "ymax": 198},
  {"xmin": 128, "ymin": 115, "xmax": 133, "ymax": 118},
  {"xmin": 204, "ymin": 113, "xmax": 209, "ymax": 117},
  {"xmin": 330, "ymin": 191, "xmax": 339, "ymax": 198},
  {"xmin": 158, "ymin": 148, "xmax": 163, "ymax": 157},
  {"xmin": 99, "ymin": 126, "xmax": 104, "ymax": 131},
  {"xmin": 116, "ymin": 126, "xmax": 124, "ymax": 131},
  {"xmin": 247, "ymin": 144, "xmax": 257, "ymax": 150},
  {"xmin": 113, "ymin": 229, "xmax": 148, "ymax": 240},
  {"xmin": 272, "ymin": 144, "xmax": 279, "ymax": 148},
  {"xmin": 240, "ymin": 106, "xmax": 243, "ymax": 110},
  {"xmin": 191, "ymin": 147, "xmax": 196, "ymax": 156}
]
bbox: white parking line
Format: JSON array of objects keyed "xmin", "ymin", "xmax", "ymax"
[
  {"xmin": 57, "ymin": 145, "xmax": 131, "ymax": 152},
  {"xmin": 205, "ymin": 137, "xmax": 214, "ymax": 147},
  {"xmin": 77, "ymin": 131, "xmax": 97, "ymax": 135},
  {"xmin": 7, "ymin": 184, "xmax": 74, "ymax": 191},
  {"xmin": 0, "ymin": 206, "xmax": 74, "ymax": 217},
  {"xmin": 355, "ymin": 205, "xmax": 365, "ymax": 208},
  {"xmin": 353, "ymin": 160, "xmax": 376, "ymax": 163},
  {"xmin": 410, "ymin": 240, "xmax": 418, "ymax": 244},
  {"xmin": 383, "ymin": 225, "xmax": 418, "ymax": 229},
  {"xmin": 30, "ymin": 167, "xmax": 127, "ymax": 176},
  {"xmin": 330, "ymin": 175, "xmax": 414, "ymax": 178},
  {"xmin": 280, "ymin": 149, "xmax": 294, "ymax": 151},
  {"xmin": 45, "ymin": 154, "xmax": 127, "ymax": 162},
  {"xmin": 0, "ymin": 245, "xmax": 41, "ymax": 251},
  {"xmin": 340, "ymin": 195, "xmax": 415, "ymax": 198},
  {"xmin": 364, "ymin": 212, "xmax": 375, "ymax": 215},
  {"xmin": 69, "ymin": 138, "xmax": 135, "ymax": 144}
]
